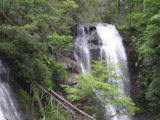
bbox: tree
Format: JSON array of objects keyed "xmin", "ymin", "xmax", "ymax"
[
  {"xmin": 0, "ymin": 0, "xmax": 81, "ymax": 119},
  {"xmin": 73, "ymin": 0, "xmax": 105, "ymax": 22},
  {"xmin": 120, "ymin": 0, "xmax": 160, "ymax": 113},
  {"xmin": 0, "ymin": 0, "xmax": 79, "ymax": 88},
  {"xmin": 63, "ymin": 61, "xmax": 138, "ymax": 118}
]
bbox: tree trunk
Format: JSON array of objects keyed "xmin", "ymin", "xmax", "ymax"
[
  {"xmin": 129, "ymin": 0, "xmax": 132, "ymax": 13},
  {"xmin": 119, "ymin": 0, "xmax": 125, "ymax": 24},
  {"xmin": 118, "ymin": 0, "xmax": 121, "ymax": 14},
  {"xmin": 37, "ymin": 96, "xmax": 46, "ymax": 120},
  {"xmin": 141, "ymin": 0, "xmax": 144, "ymax": 11}
]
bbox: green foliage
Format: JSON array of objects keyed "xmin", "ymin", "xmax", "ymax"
[
  {"xmin": 73, "ymin": 0, "xmax": 105, "ymax": 22},
  {"xmin": 47, "ymin": 33, "xmax": 73, "ymax": 50},
  {"xmin": 121, "ymin": 0, "xmax": 160, "ymax": 112},
  {"xmin": 62, "ymin": 61, "xmax": 138, "ymax": 118},
  {"xmin": 19, "ymin": 88, "xmax": 30, "ymax": 104},
  {"xmin": 0, "ymin": 1, "xmax": 97, "ymax": 119},
  {"xmin": 145, "ymin": 77, "xmax": 160, "ymax": 111},
  {"xmin": 0, "ymin": 0, "xmax": 76, "ymax": 90},
  {"xmin": 44, "ymin": 105, "xmax": 70, "ymax": 120}
]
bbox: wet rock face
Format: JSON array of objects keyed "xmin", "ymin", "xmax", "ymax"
[
  {"xmin": 88, "ymin": 29, "xmax": 102, "ymax": 61},
  {"xmin": 60, "ymin": 51, "xmax": 80, "ymax": 74},
  {"xmin": 73, "ymin": 23, "xmax": 102, "ymax": 62},
  {"xmin": 120, "ymin": 31, "xmax": 141, "ymax": 101},
  {"xmin": 133, "ymin": 113, "xmax": 160, "ymax": 120},
  {"xmin": 90, "ymin": 48, "xmax": 101, "ymax": 61},
  {"xmin": 66, "ymin": 23, "xmax": 103, "ymax": 86}
]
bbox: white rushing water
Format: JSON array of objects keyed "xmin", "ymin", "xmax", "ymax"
[
  {"xmin": 74, "ymin": 23, "xmax": 131, "ymax": 120},
  {"xmin": 74, "ymin": 24, "xmax": 91, "ymax": 72},
  {"xmin": 0, "ymin": 60, "xmax": 21, "ymax": 120}
]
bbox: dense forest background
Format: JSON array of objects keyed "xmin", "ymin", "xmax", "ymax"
[{"xmin": 0, "ymin": 0, "xmax": 160, "ymax": 120}]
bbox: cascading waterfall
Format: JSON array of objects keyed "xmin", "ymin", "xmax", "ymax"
[
  {"xmin": 74, "ymin": 24, "xmax": 91, "ymax": 73},
  {"xmin": 0, "ymin": 60, "xmax": 21, "ymax": 120},
  {"xmin": 74, "ymin": 23, "xmax": 131, "ymax": 120}
]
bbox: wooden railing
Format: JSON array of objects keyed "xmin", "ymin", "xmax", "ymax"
[{"xmin": 34, "ymin": 82, "xmax": 96, "ymax": 120}]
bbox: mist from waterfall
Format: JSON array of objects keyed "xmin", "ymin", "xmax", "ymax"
[{"xmin": 74, "ymin": 23, "xmax": 131, "ymax": 120}]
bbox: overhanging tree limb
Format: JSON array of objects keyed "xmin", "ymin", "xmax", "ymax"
[{"xmin": 35, "ymin": 82, "xmax": 96, "ymax": 120}]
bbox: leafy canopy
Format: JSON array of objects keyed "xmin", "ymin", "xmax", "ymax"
[{"xmin": 62, "ymin": 61, "xmax": 138, "ymax": 118}]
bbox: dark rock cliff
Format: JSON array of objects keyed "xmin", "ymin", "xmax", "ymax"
[{"xmin": 120, "ymin": 32, "xmax": 141, "ymax": 101}]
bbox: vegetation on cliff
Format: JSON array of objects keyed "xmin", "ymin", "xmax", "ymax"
[
  {"xmin": 0, "ymin": 0, "xmax": 106, "ymax": 119},
  {"xmin": 0, "ymin": 0, "xmax": 77, "ymax": 119},
  {"xmin": 117, "ymin": 0, "xmax": 160, "ymax": 113},
  {"xmin": 0, "ymin": 0, "xmax": 160, "ymax": 119},
  {"xmin": 63, "ymin": 61, "xmax": 138, "ymax": 118}
]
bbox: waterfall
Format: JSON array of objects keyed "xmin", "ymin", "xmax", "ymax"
[
  {"xmin": 74, "ymin": 23, "xmax": 131, "ymax": 120},
  {"xmin": 0, "ymin": 60, "xmax": 21, "ymax": 120}
]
